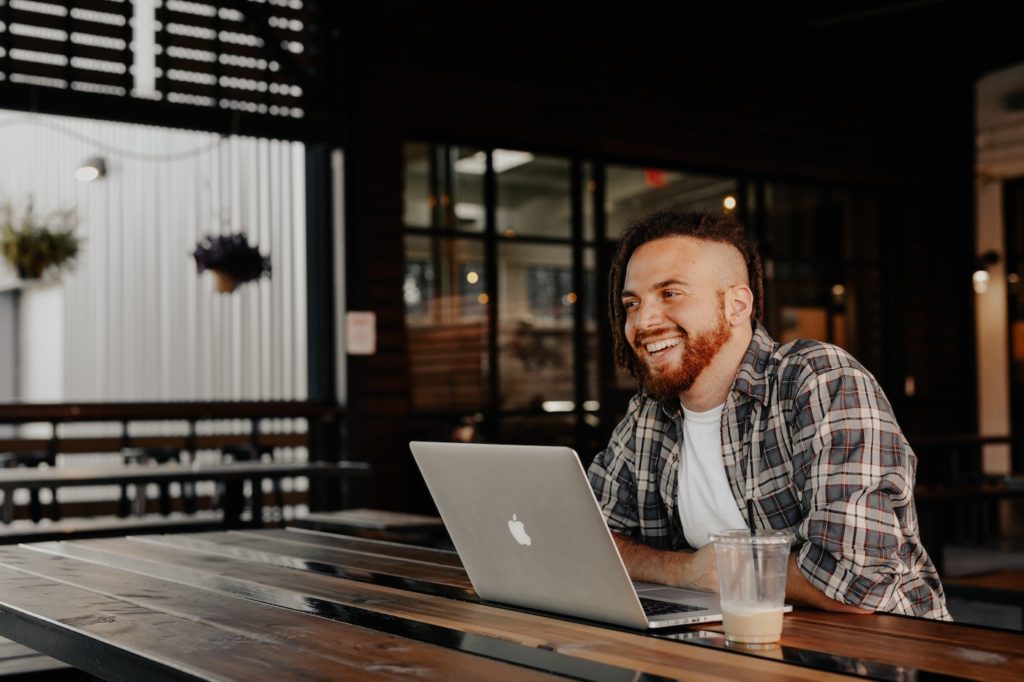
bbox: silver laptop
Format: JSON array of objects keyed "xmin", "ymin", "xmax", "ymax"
[{"xmin": 409, "ymin": 440, "xmax": 725, "ymax": 629}]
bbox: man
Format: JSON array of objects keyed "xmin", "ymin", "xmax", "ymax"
[{"xmin": 588, "ymin": 209, "xmax": 949, "ymax": 619}]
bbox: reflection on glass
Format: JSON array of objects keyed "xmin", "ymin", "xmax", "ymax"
[
  {"xmin": 499, "ymin": 242, "xmax": 575, "ymax": 410},
  {"xmin": 582, "ymin": 248, "xmax": 599, "ymax": 404},
  {"xmin": 497, "ymin": 150, "xmax": 571, "ymax": 239},
  {"xmin": 605, "ymin": 166, "xmax": 738, "ymax": 238},
  {"xmin": 403, "ymin": 141, "xmax": 432, "ymax": 227},
  {"xmin": 762, "ymin": 184, "xmax": 842, "ymax": 348},
  {"xmin": 403, "ymin": 258, "xmax": 434, "ymax": 317},
  {"xmin": 459, "ymin": 262, "xmax": 486, "ymax": 318},
  {"xmin": 583, "ymin": 161, "xmax": 601, "ymax": 242},
  {"xmin": 496, "ymin": 415, "xmax": 577, "ymax": 448},
  {"xmin": 451, "ymin": 147, "xmax": 485, "ymax": 232},
  {"xmin": 404, "ymin": 235, "xmax": 488, "ymax": 412},
  {"xmin": 762, "ymin": 184, "xmax": 841, "ymax": 263}
]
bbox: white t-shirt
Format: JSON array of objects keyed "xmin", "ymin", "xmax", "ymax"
[{"xmin": 677, "ymin": 402, "xmax": 746, "ymax": 548}]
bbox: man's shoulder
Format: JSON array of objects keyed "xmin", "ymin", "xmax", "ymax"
[{"xmin": 771, "ymin": 338, "xmax": 874, "ymax": 387}]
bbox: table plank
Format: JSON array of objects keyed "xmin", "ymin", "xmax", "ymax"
[
  {"xmin": 141, "ymin": 531, "xmax": 1024, "ymax": 680},
  {"xmin": 142, "ymin": 531, "xmax": 474, "ymax": 590},
  {"xmin": 693, "ymin": 618, "xmax": 1024, "ymax": 681},
  {"xmin": 249, "ymin": 527, "xmax": 463, "ymax": 568},
  {"xmin": 31, "ymin": 537, "xmax": 857, "ymax": 682},
  {"xmin": 784, "ymin": 611, "xmax": 1024, "ymax": 658},
  {"xmin": 0, "ymin": 547, "xmax": 557, "ymax": 682}
]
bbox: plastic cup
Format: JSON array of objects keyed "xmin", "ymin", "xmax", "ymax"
[{"xmin": 710, "ymin": 529, "xmax": 793, "ymax": 644}]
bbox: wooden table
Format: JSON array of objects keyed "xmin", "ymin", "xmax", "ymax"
[
  {"xmin": 0, "ymin": 529, "xmax": 1021, "ymax": 681},
  {"xmin": 0, "ymin": 461, "xmax": 369, "ymax": 528}
]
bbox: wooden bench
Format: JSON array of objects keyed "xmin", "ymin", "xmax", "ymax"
[
  {"xmin": 0, "ymin": 461, "xmax": 370, "ymax": 531},
  {"xmin": 915, "ymin": 480, "xmax": 1024, "ymax": 574},
  {"xmin": 944, "ymin": 569, "xmax": 1024, "ymax": 630},
  {"xmin": 0, "ymin": 401, "xmax": 350, "ymax": 532},
  {"xmin": 288, "ymin": 507, "xmax": 448, "ymax": 547}
]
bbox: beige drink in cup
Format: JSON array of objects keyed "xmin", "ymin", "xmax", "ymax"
[{"xmin": 709, "ymin": 529, "xmax": 793, "ymax": 644}]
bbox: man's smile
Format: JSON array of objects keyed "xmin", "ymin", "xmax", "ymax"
[{"xmin": 644, "ymin": 337, "xmax": 682, "ymax": 355}]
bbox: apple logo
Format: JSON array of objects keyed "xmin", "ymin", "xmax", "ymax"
[{"xmin": 508, "ymin": 513, "xmax": 531, "ymax": 546}]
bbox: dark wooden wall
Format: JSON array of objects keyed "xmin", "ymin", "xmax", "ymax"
[{"xmin": 341, "ymin": 1, "xmax": 1004, "ymax": 510}]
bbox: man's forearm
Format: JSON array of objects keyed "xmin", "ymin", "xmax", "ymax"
[
  {"xmin": 611, "ymin": 533, "xmax": 718, "ymax": 592},
  {"xmin": 613, "ymin": 533, "xmax": 872, "ymax": 612}
]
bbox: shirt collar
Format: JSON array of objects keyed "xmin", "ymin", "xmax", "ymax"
[{"xmin": 730, "ymin": 321, "xmax": 777, "ymax": 406}]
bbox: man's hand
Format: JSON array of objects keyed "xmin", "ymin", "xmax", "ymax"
[
  {"xmin": 612, "ymin": 533, "xmax": 719, "ymax": 593},
  {"xmin": 612, "ymin": 533, "xmax": 873, "ymax": 613}
]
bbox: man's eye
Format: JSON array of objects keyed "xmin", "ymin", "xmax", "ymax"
[
  {"xmin": 623, "ymin": 300, "xmax": 638, "ymax": 309},
  {"xmin": 662, "ymin": 290, "xmax": 678, "ymax": 298}
]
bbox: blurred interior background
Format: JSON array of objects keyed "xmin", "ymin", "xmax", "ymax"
[{"xmin": 1, "ymin": 0, "xmax": 1023, "ymax": 629}]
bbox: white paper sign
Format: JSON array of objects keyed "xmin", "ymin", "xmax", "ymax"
[{"xmin": 346, "ymin": 311, "xmax": 377, "ymax": 355}]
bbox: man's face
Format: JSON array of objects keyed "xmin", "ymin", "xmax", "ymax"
[{"xmin": 620, "ymin": 236, "xmax": 733, "ymax": 401}]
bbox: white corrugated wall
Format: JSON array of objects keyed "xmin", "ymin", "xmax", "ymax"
[{"xmin": 0, "ymin": 111, "xmax": 308, "ymax": 403}]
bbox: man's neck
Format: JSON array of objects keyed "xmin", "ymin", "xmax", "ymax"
[{"xmin": 679, "ymin": 324, "xmax": 754, "ymax": 412}]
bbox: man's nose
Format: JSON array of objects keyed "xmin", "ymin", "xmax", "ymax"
[{"xmin": 636, "ymin": 300, "xmax": 664, "ymax": 329}]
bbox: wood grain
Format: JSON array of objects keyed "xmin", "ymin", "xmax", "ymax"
[
  {"xmin": 142, "ymin": 531, "xmax": 474, "ymax": 589},
  {"xmin": 945, "ymin": 570, "xmax": 1024, "ymax": 592},
  {"xmin": 239, "ymin": 527, "xmax": 463, "ymax": 567},
  {"xmin": 0, "ymin": 549, "xmax": 554, "ymax": 682},
  {"xmin": 31, "ymin": 537, "xmax": 854, "ymax": 682},
  {"xmin": 150, "ymin": 531, "xmax": 1024, "ymax": 682}
]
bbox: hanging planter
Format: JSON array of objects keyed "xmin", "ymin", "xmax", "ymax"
[
  {"xmin": 192, "ymin": 232, "xmax": 271, "ymax": 294},
  {"xmin": 212, "ymin": 269, "xmax": 237, "ymax": 293},
  {"xmin": 0, "ymin": 197, "xmax": 80, "ymax": 281}
]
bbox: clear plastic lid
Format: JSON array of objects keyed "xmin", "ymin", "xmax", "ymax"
[{"xmin": 709, "ymin": 529, "xmax": 794, "ymax": 545}]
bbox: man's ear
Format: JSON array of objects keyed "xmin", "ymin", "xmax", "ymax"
[{"xmin": 726, "ymin": 285, "xmax": 754, "ymax": 326}]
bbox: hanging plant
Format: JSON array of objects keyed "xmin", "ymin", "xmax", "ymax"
[
  {"xmin": 192, "ymin": 232, "xmax": 271, "ymax": 293},
  {"xmin": 0, "ymin": 197, "xmax": 80, "ymax": 280}
]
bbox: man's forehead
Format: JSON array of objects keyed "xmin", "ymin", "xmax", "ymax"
[{"xmin": 624, "ymin": 236, "xmax": 745, "ymax": 289}]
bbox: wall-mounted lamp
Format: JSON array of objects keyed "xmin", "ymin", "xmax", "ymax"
[
  {"xmin": 75, "ymin": 156, "xmax": 107, "ymax": 182},
  {"xmin": 972, "ymin": 250, "xmax": 1000, "ymax": 294}
]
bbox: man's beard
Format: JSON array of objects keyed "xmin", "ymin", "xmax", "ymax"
[{"xmin": 634, "ymin": 309, "xmax": 732, "ymax": 402}]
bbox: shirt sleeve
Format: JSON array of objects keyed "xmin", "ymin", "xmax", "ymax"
[
  {"xmin": 789, "ymin": 363, "xmax": 920, "ymax": 612},
  {"xmin": 587, "ymin": 395, "xmax": 643, "ymax": 537}
]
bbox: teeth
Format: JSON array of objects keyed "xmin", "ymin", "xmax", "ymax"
[{"xmin": 646, "ymin": 338, "xmax": 680, "ymax": 353}]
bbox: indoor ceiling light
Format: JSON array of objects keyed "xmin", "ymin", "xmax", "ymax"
[
  {"xmin": 75, "ymin": 156, "xmax": 107, "ymax": 182},
  {"xmin": 454, "ymin": 150, "xmax": 534, "ymax": 175}
]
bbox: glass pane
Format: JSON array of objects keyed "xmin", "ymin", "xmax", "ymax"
[
  {"xmin": 762, "ymin": 184, "xmax": 841, "ymax": 263},
  {"xmin": 450, "ymin": 146, "xmax": 486, "ymax": 232},
  {"xmin": 498, "ymin": 242, "xmax": 574, "ymax": 410},
  {"xmin": 605, "ymin": 165, "xmax": 739, "ymax": 239},
  {"xmin": 495, "ymin": 415, "xmax": 577, "ymax": 448},
  {"xmin": 762, "ymin": 183, "xmax": 832, "ymax": 342},
  {"xmin": 844, "ymin": 266, "xmax": 883, "ymax": 374},
  {"xmin": 583, "ymin": 248, "xmax": 599, "ymax": 403},
  {"xmin": 403, "ymin": 141, "xmax": 432, "ymax": 228},
  {"xmin": 405, "ymin": 235, "xmax": 489, "ymax": 412},
  {"xmin": 584, "ymin": 161, "xmax": 596, "ymax": 242},
  {"xmin": 496, "ymin": 150, "xmax": 571, "ymax": 239},
  {"xmin": 844, "ymin": 191, "xmax": 882, "ymax": 262}
]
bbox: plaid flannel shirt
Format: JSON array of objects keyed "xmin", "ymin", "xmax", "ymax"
[{"xmin": 588, "ymin": 323, "xmax": 950, "ymax": 620}]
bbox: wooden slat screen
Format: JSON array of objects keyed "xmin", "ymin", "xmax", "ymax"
[
  {"xmin": 0, "ymin": 0, "xmax": 317, "ymax": 121},
  {"xmin": 0, "ymin": 0, "xmax": 133, "ymax": 95}
]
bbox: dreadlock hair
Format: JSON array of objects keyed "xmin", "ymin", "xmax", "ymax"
[{"xmin": 608, "ymin": 209, "xmax": 763, "ymax": 379}]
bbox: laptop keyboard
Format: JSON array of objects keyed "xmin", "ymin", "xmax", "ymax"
[{"xmin": 639, "ymin": 597, "xmax": 702, "ymax": 616}]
